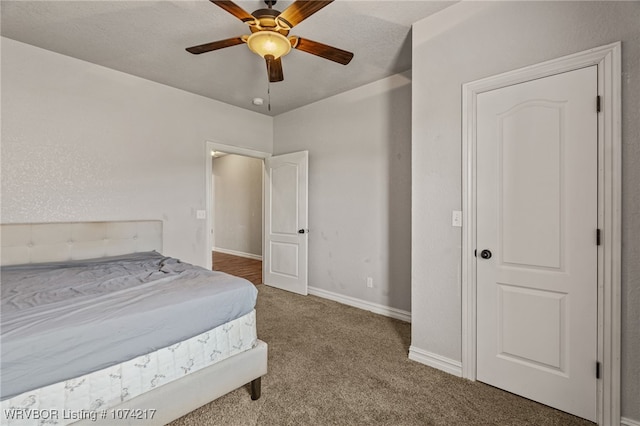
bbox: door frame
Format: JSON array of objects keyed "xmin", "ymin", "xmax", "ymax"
[
  {"xmin": 205, "ymin": 141, "xmax": 271, "ymax": 270},
  {"xmin": 461, "ymin": 42, "xmax": 621, "ymax": 425}
]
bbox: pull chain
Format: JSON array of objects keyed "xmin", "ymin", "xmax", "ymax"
[{"xmin": 266, "ymin": 57, "xmax": 272, "ymax": 112}]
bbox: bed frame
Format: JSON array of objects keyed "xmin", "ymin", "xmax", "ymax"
[{"xmin": 0, "ymin": 220, "xmax": 267, "ymax": 426}]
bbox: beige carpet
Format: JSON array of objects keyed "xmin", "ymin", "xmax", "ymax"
[{"xmin": 170, "ymin": 285, "xmax": 593, "ymax": 426}]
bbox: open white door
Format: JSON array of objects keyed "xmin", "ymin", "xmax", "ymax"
[{"xmin": 263, "ymin": 151, "xmax": 308, "ymax": 295}]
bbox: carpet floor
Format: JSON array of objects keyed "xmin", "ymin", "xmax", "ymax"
[{"xmin": 169, "ymin": 285, "xmax": 594, "ymax": 426}]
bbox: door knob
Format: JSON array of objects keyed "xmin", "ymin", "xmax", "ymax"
[
  {"xmin": 298, "ymin": 229, "xmax": 307, "ymax": 234},
  {"xmin": 480, "ymin": 249, "xmax": 492, "ymax": 259}
]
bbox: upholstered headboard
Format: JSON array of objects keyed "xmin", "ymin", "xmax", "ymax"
[{"xmin": 0, "ymin": 220, "xmax": 163, "ymax": 266}]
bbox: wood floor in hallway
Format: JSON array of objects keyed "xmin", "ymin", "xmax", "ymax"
[{"xmin": 212, "ymin": 251, "xmax": 262, "ymax": 285}]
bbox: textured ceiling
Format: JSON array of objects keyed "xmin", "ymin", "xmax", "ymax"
[{"xmin": 1, "ymin": 1, "xmax": 455, "ymax": 116}]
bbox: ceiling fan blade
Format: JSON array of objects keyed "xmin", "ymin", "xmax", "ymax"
[
  {"xmin": 293, "ymin": 37, "xmax": 353, "ymax": 65},
  {"xmin": 186, "ymin": 37, "xmax": 245, "ymax": 54},
  {"xmin": 210, "ymin": 0, "xmax": 256, "ymax": 23},
  {"xmin": 276, "ymin": 0, "xmax": 333, "ymax": 29},
  {"xmin": 266, "ymin": 55, "xmax": 284, "ymax": 82}
]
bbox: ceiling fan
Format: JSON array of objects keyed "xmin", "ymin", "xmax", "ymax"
[{"xmin": 186, "ymin": 0, "xmax": 354, "ymax": 83}]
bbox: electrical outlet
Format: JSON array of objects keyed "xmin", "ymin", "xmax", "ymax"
[
  {"xmin": 366, "ymin": 277, "xmax": 373, "ymax": 288},
  {"xmin": 196, "ymin": 210, "xmax": 206, "ymax": 220}
]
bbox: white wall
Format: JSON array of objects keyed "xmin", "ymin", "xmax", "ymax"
[
  {"xmin": 274, "ymin": 72, "xmax": 412, "ymax": 313},
  {"xmin": 411, "ymin": 1, "xmax": 640, "ymax": 422},
  {"xmin": 0, "ymin": 37, "xmax": 273, "ymax": 267},
  {"xmin": 213, "ymin": 154, "xmax": 263, "ymax": 257}
]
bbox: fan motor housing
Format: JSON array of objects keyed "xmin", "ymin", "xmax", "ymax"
[{"xmin": 250, "ymin": 8, "xmax": 289, "ymax": 35}]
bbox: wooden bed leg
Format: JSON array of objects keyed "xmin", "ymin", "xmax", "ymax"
[{"xmin": 250, "ymin": 377, "xmax": 262, "ymax": 400}]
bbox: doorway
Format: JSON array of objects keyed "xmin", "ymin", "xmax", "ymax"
[
  {"xmin": 204, "ymin": 142, "xmax": 310, "ymax": 296},
  {"xmin": 204, "ymin": 141, "xmax": 270, "ymax": 275},
  {"xmin": 211, "ymin": 151, "xmax": 264, "ymax": 285},
  {"xmin": 461, "ymin": 42, "xmax": 621, "ymax": 425}
]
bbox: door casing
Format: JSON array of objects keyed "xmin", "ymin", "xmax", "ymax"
[{"xmin": 461, "ymin": 42, "xmax": 621, "ymax": 425}]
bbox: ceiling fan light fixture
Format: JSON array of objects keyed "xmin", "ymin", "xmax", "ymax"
[{"xmin": 246, "ymin": 31, "xmax": 291, "ymax": 59}]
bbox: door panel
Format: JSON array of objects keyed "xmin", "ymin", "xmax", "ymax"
[
  {"xmin": 271, "ymin": 163, "xmax": 299, "ymax": 234},
  {"xmin": 476, "ymin": 66, "xmax": 597, "ymax": 421},
  {"xmin": 498, "ymin": 284, "xmax": 567, "ymax": 372},
  {"xmin": 270, "ymin": 241, "xmax": 299, "ymax": 278},
  {"xmin": 500, "ymin": 100, "xmax": 563, "ymax": 268},
  {"xmin": 263, "ymin": 151, "xmax": 308, "ymax": 295}
]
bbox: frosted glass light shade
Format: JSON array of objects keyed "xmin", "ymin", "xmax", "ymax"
[{"xmin": 246, "ymin": 31, "xmax": 291, "ymax": 59}]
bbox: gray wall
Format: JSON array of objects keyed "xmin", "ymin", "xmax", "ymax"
[
  {"xmin": 274, "ymin": 73, "xmax": 412, "ymax": 312},
  {"xmin": 213, "ymin": 154, "xmax": 263, "ymax": 257},
  {"xmin": 1, "ymin": 38, "xmax": 273, "ymax": 267},
  {"xmin": 411, "ymin": 1, "xmax": 639, "ymax": 421}
]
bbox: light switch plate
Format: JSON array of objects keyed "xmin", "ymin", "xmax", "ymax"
[{"xmin": 452, "ymin": 210, "xmax": 462, "ymax": 227}]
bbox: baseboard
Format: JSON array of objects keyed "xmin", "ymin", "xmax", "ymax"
[
  {"xmin": 622, "ymin": 417, "xmax": 640, "ymax": 426},
  {"xmin": 307, "ymin": 286, "xmax": 411, "ymax": 323},
  {"xmin": 408, "ymin": 345, "xmax": 463, "ymax": 377},
  {"xmin": 213, "ymin": 247, "xmax": 262, "ymax": 261}
]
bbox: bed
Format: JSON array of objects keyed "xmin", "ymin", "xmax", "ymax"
[{"xmin": 0, "ymin": 220, "xmax": 267, "ymax": 426}]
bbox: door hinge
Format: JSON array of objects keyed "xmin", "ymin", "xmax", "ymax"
[
  {"xmin": 596, "ymin": 95, "xmax": 601, "ymax": 113},
  {"xmin": 596, "ymin": 361, "xmax": 601, "ymax": 379},
  {"xmin": 596, "ymin": 229, "xmax": 602, "ymax": 246}
]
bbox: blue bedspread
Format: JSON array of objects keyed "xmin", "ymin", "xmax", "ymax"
[{"xmin": 0, "ymin": 251, "xmax": 257, "ymax": 400}]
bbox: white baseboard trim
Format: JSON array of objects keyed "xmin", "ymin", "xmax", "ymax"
[
  {"xmin": 408, "ymin": 346, "xmax": 463, "ymax": 377},
  {"xmin": 622, "ymin": 417, "xmax": 640, "ymax": 426},
  {"xmin": 213, "ymin": 247, "xmax": 262, "ymax": 261},
  {"xmin": 307, "ymin": 286, "xmax": 411, "ymax": 323}
]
